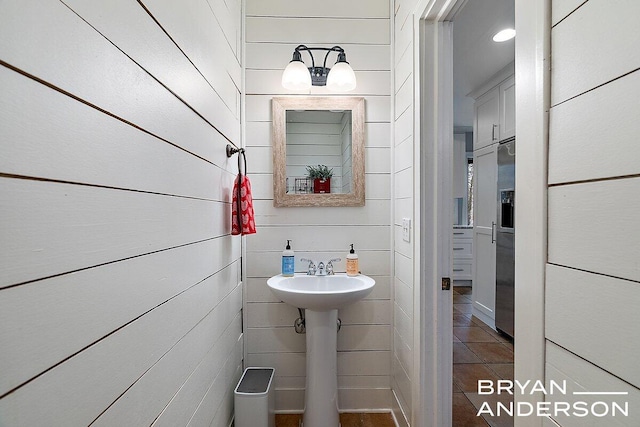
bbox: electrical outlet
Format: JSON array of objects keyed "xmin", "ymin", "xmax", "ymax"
[{"xmin": 402, "ymin": 218, "xmax": 411, "ymax": 242}]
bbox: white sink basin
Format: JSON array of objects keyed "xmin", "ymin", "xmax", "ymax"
[
  {"xmin": 267, "ymin": 273, "xmax": 375, "ymax": 426},
  {"xmin": 267, "ymin": 273, "xmax": 375, "ymax": 311}
]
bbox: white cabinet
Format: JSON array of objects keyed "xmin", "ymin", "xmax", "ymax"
[
  {"xmin": 473, "ymin": 73, "xmax": 515, "ymax": 151},
  {"xmin": 453, "ymin": 227, "xmax": 473, "ymax": 281},
  {"xmin": 472, "ymin": 143, "xmax": 497, "ymax": 328},
  {"xmin": 473, "ymin": 87, "xmax": 499, "ymax": 150},
  {"xmin": 470, "ymin": 70, "xmax": 515, "ymax": 329},
  {"xmin": 499, "ymin": 75, "xmax": 516, "ymax": 141}
]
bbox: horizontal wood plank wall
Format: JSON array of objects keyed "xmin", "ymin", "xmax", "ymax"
[
  {"xmin": 390, "ymin": 0, "xmax": 417, "ymax": 425},
  {"xmin": 0, "ymin": 1, "xmax": 243, "ymax": 426},
  {"xmin": 546, "ymin": 1, "xmax": 640, "ymax": 425},
  {"xmin": 243, "ymin": 0, "xmax": 393, "ymax": 413},
  {"xmin": 285, "ymin": 118, "xmax": 345, "ymax": 193}
]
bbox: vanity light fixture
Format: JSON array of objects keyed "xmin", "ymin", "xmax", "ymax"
[
  {"xmin": 281, "ymin": 45, "xmax": 356, "ymax": 92},
  {"xmin": 492, "ymin": 28, "xmax": 516, "ymax": 42}
]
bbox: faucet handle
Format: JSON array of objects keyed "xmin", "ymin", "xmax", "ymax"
[
  {"xmin": 300, "ymin": 258, "xmax": 316, "ymax": 275},
  {"xmin": 326, "ymin": 258, "xmax": 341, "ymax": 275}
]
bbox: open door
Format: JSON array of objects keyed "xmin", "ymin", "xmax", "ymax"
[{"xmin": 415, "ymin": 14, "xmax": 457, "ymax": 427}]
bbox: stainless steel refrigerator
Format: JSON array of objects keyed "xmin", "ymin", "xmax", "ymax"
[{"xmin": 495, "ymin": 138, "xmax": 515, "ymax": 339}]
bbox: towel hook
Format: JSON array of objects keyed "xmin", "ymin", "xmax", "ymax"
[
  {"xmin": 226, "ymin": 144, "xmax": 247, "ymax": 175},
  {"xmin": 226, "ymin": 144, "xmax": 244, "ymax": 158}
]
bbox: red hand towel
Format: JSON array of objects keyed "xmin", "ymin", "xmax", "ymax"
[{"xmin": 231, "ymin": 174, "xmax": 256, "ymax": 235}]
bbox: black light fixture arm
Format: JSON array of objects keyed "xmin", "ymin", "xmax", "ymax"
[
  {"xmin": 291, "ymin": 45, "xmax": 347, "ymax": 86},
  {"xmin": 321, "ymin": 46, "xmax": 347, "ymax": 69}
]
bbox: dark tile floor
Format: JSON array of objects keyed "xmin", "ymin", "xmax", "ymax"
[{"xmin": 453, "ymin": 286, "xmax": 514, "ymax": 427}]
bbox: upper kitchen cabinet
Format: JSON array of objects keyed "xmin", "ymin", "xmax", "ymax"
[
  {"xmin": 473, "ymin": 87, "xmax": 500, "ymax": 150},
  {"xmin": 499, "ymin": 75, "xmax": 515, "ymax": 140},
  {"xmin": 472, "ymin": 65, "xmax": 515, "ymax": 150}
]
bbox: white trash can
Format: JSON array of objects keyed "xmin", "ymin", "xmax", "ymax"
[{"xmin": 234, "ymin": 367, "xmax": 275, "ymax": 427}]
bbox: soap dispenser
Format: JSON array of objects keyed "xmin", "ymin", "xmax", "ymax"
[
  {"xmin": 282, "ymin": 240, "xmax": 295, "ymax": 277},
  {"xmin": 346, "ymin": 244, "xmax": 359, "ymax": 276}
]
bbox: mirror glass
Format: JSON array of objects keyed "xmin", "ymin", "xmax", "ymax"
[
  {"xmin": 285, "ymin": 110, "xmax": 352, "ymax": 195},
  {"xmin": 272, "ymin": 97, "xmax": 365, "ymax": 207}
]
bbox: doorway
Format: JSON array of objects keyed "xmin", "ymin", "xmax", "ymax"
[
  {"xmin": 413, "ymin": 0, "xmax": 516, "ymax": 425},
  {"xmin": 450, "ymin": 1, "xmax": 516, "ymax": 425},
  {"xmin": 412, "ymin": 1, "xmax": 548, "ymax": 425}
]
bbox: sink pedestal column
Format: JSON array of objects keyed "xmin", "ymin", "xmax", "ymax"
[{"xmin": 303, "ymin": 309, "xmax": 340, "ymax": 427}]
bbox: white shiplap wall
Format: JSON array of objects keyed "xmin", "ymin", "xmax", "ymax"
[
  {"xmin": 0, "ymin": 1, "xmax": 243, "ymax": 426},
  {"xmin": 546, "ymin": 1, "xmax": 640, "ymax": 425},
  {"xmin": 285, "ymin": 113, "xmax": 345, "ymax": 193},
  {"xmin": 244, "ymin": 0, "xmax": 393, "ymax": 413},
  {"xmin": 391, "ymin": 0, "xmax": 419, "ymax": 425},
  {"xmin": 341, "ymin": 113, "xmax": 354, "ymax": 194}
]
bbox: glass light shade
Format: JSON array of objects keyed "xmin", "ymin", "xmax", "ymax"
[
  {"xmin": 282, "ymin": 60, "xmax": 312, "ymax": 90},
  {"xmin": 326, "ymin": 62, "xmax": 356, "ymax": 92}
]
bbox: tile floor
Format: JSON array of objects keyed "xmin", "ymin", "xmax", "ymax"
[
  {"xmin": 453, "ymin": 286, "xmax": 514, "ymax": 427},
  {"xmin": 275, "ymin": 412, "xmax": 395, "ymax": 427}
]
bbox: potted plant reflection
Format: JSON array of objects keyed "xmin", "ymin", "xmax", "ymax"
[{"xmin": 306, "ymin": 165, "xmax": 334, "ymax": 194}]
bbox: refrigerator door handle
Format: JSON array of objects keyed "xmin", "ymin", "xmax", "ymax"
[{"xmin": 491, "ymin": 221, "xmax": 496, "ymax": 243}]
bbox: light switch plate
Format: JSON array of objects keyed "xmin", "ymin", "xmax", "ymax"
[{"xmin": 402, "ymin": 218, "xmax": 411, "ymax": 242}]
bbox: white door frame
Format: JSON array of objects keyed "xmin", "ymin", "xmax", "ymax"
[
  {"xmin": 411, "ymin": 0, "xmax": 549, "ymax": 426},
  {"xmin": 416, "ymin": 18, "xmax": 454, "ymax": 427},
  {"xmin": 412, "ymin": 1, "xmax": 461, "ymax": 426},
  {"xmin": 512, "ymin": 1, "xmax": 549, "ymax": 426}
]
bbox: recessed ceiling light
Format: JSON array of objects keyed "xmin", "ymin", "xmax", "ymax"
[{"xmin": 493, "ymin": 28, "xmax": 516, "ymax": 42}]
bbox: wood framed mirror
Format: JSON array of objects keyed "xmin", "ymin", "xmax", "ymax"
[{"xmin": 272, "ymin": 96, "xmax": 365, "ymax": 207}]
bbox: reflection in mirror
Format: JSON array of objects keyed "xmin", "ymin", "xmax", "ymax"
[
  {"xmin": 286, "ymin": 110, "xmax": 352, "ymax": 195},
  {"xmin": 272, "ymin": 97, "xmax": 365, "ymax": 207}
]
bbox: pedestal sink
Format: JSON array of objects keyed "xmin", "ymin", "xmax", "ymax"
[{"xmin": 267, "ymin": 273, "xmax": 375, "ymax": 427}]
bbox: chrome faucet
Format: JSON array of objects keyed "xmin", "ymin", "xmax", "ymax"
[{"xmin": 301, "ymin": 258, "xmax": 342, "ymax": 275}]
